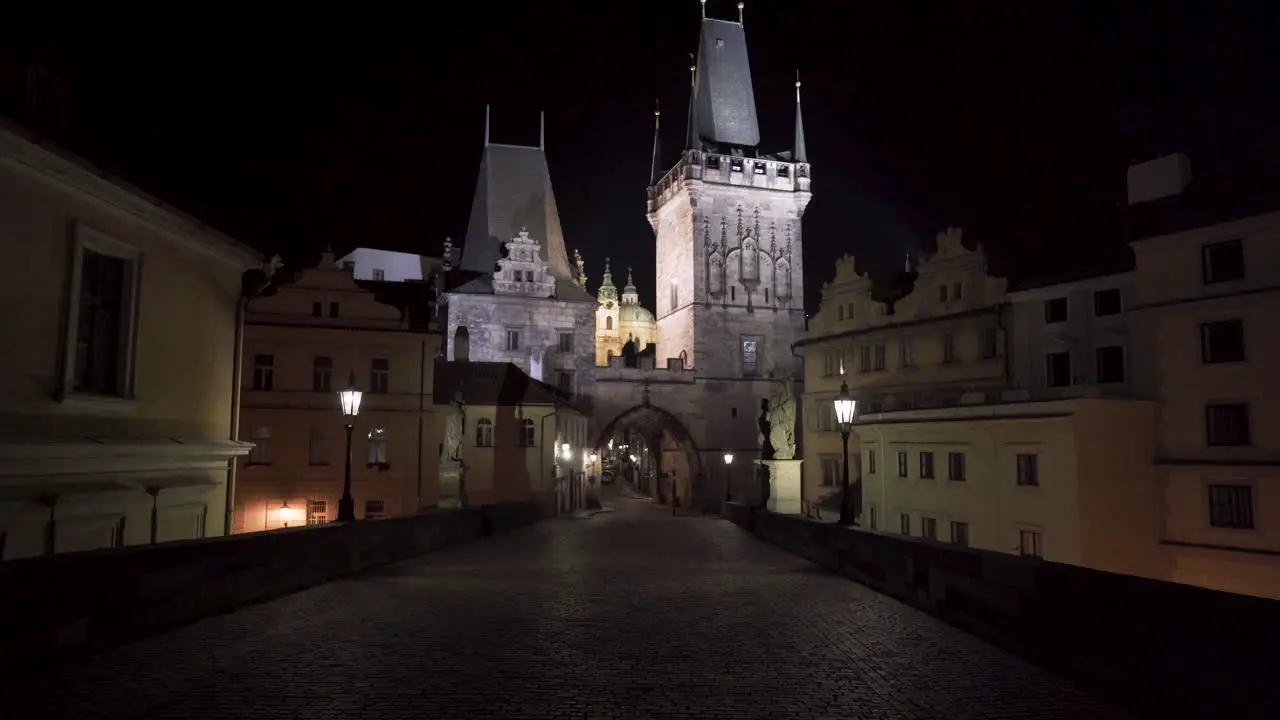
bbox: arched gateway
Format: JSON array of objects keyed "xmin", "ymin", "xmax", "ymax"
[{"xmin": 592, "ymin": 403, "xmax": 705, "ymax": 507}]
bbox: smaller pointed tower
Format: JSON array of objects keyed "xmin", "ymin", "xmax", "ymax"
[
  {"xmin": 621, "ymin": 267, "xmax": 640, "ymax": 305},
  {"xmin": 595, "ymin": 258, "xmax": 622, "ymax": 367},
  {"xmin": 794, "ymin": 71, "xmax": 808, "ymax": 163}
]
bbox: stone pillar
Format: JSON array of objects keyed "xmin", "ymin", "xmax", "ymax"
[
  {"xmin": 439, "ymin": 460, "xmax": 467, "ymax": 508},
  {"xmin": 756, "ymin": 459, "xmax": 803, "ymax": 515}
]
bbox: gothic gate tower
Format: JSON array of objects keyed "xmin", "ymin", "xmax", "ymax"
[{"xmin": 648, "ymin": 2, "xmax": 811, "ymax": 381}]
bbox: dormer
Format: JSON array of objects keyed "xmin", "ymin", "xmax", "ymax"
[{"xmin": 493, "ymin": 229, "xmax": 555, "ymax": 298}]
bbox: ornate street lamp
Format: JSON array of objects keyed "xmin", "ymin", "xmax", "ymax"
[
  {"xmin": 337, "ymin": 372, "xmax": 363, "ymax": 522},
  {"xmin": 833, "ymin": 380, "xmax": 859, "ymax": 525},
  {"xmin": 723, "ymin": 452, "xmax": 735, "ymax": 502}
]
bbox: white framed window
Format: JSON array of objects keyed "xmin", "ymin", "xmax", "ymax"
[
  {"xmin": 820, "ymin": 456, "xmax": 841, "ymax": 487},
  {"xmin": 558, "ymin": 332, "xmax": 574, "ymax": 353},
  {"xmin": 252, "ymin": 354, "xmax": 274, "ymax": 390},
  {"xmin": 519, "ymin": 418, "xmax": 536, "ymax": 447},
  {"xmin": 921, "ymin": 516, "xmax": 938, "ymax": 540},
  {"xmin": 475, "ymin": 418, "xmax": 494, "ymax": 447},
  {"xmin": 372, "ymin": 268, "xmax": 385, "ymax": 281},
  {"xmin": 1016, "ymin": 453, "xmax": 1039, "ymax": 486},
  {"xmin": 248, "ymin": 426, "xmax": 272, "ymax": 464},
  {"xmin": 59, "ymin": 223, "xmax": 142, "ymax": 400},
  {"xmin": 313, "ymin": 356, "xmax": 333, "ymax": 392},
  {"xmin": 307, "ymin": 500, "xmax": 328, "ymax": 525},
  {"xmin": 364, "ymin": 499, "xmax": 386, "ymax": 519},
  {"xmin": 951, "ymin": 521, "xmax": 969, "ymax": 546},
  {"xmin": 740, "ymin": 335, "xmax": 761, "ymax": 376},
  {"xmin": 506, "ymin": 329, "xmax": 521, "ymax": 350},
  {"xmin": 370, "ymin": 358, "xmax": 389, "ymax": 393},
  {"xmin": 308, "ymin": 428, "xmax": 326, "ymax": 465},
  {"xmin": 366, "ymin": 428, "xmax": 388, "ymax": 466},
  {"xmin": 1019, "ymin": 528, "xmax": 1043, "ymax": 557}
]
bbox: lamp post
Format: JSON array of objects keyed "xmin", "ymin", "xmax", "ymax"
[
  {"xmin": 833, "ymin": 380, "xmax": 859, "ymax": 526},
  {"xmin": 723, "ymin": 452, "xmax": 735, "ymax": 502},
  {"xmin": 337, "ymin": 372, "xmax": 363, "ymax": 522}
]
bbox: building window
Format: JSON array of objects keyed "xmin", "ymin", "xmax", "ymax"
[
  {"xmin": 1046, "ymin": 351, "xmax": 1071, "ymax": 387},
  {"xmin": 605, "ymin": 316, "xmax": 613, "ymax": 331},
  {"xmin": 1016, "ymin": 453, "xmax": 1039, "ymax": 486},
  {"xmin": 366, "ymin": 428, "xmax": 388, "ymax": 466},
  {"xmin": 858, "ymin": 345, "xmax": 871, "ymax": 372},
  {"xmin": 938, "ymin": 285, "xmax": 947, "ymax": 303},
  {"xmin": 942, "ymin": 334, "xmax": 957, "ymax": 363},
  {"xmin": 980, "ymin": 328, "xmax": 998, "ymax": 359},
  {"xmin": 900, "ymin": 339, "xmax": 915, "ymax": 367},
  {"xmin": 869, "ymin": 506, "xmax": 878, "ymax": 530},
  {"xmin": 816, "ymin": 403, "xmax": 835, "ymax": 432},
  {"xmin": 1019, "ymin": 529, "xmax": 1043, "ymax": 558},
  {"xmin": 1093, "ymin": 288, "xmax": 1122, "ymax": 316},
  {"xmin": 248, "ymin": 427, "xmax": 272, "ymax": 465},
  {"xmin": 846, "ymin": 302, "xmax": 855, "ymax": 319},
  {"xmin": 65, "ymin": 233, "xmax": 141, "ymax": 398},
  {"xmin": 513, "ymin": 270, "xmax": 524, "ymax": 282},
  {"xmin": 370, "ymin": 358, "xmax": 389, "ymax": 393},
  {"xmin": 820, "ymin": 456, "xmax": 841, "ymax": 487},
  {"xmin": 777, "ymin": 165, "xmax": 789, "ymax": 178},
  {"xmin": 475, "ymin": 418, "xmax": 494, "ymax": 447},
  {"xmin": 919, "ymin": 451, "xmax": 935, "ymax": 479},
  {"xmin": 1096, "ymin": 346, "xmax": 1125, "ymax": 383},
  {"xmin": 372, "ymin": 268, "xmax": 385, "ymax": 281},
  {"xmin": 950, "ymin": 521, "xmax": 969, "ymax": 547},
  {"xmin": 951, "ymin": 282, "xmax": 962, "ymax": 301},
  {"xmin": 670, "ymin": 282, "xmax": 679, "ymax": 311},
  {"xmin": 313, "ymin": 356, "xmax": 333, "ymax": 392},
  {"xmin": 753, "ymin": 161, "xmax": 767, "ymax": 175},
  {"xmin": 1043, "ymin": 297, "xmax": 1068, "ymax": 324},
  {"xmin": 364, "ymin": 500, "xmax": 386, "ymax": 519},
  {"xmin": 1202, "ymin": 238, "xmax": 1245, "ymax": 284},
  {"xmin": 307, "ymin": 500, "xmax": 328, "ymax": 525},
  {"xmin": 1205, "ymin": 403, "xmax": 1251, "ymax": 446},
  {"xmin": 329, "ymin": 302, "xmax": 340, "ymax": 318},
  {"xmin": 308, "ymin": 428, "xmax": 326, "ymax": 465},
  {"xmin": 559, "ymin": 332, "xmax": 574, "ymax": 353},
  {"xmin": 822, "ymin": 350, "xmax": 840, "ymax": 377},
  {"xmin": 557, "ymin": 370, "xmax": 575, "ymax": 394},
  {"xmin": 872, "ymin": 343, "xmax": 886, "ymax": 371},
  {"xmin": 342, "ymin": 261, "xmax": 355, "ymax": 272},
  {"xmin": 896, "ymin": 451, "xmax": 908, "ymax": 478},
  {"xmin": 867, "ymin": 449, "xmax": 877, "ymax": 475},
  {"xmin": 731, "ymin": 286, "xmax": 737, "ymax": 301},
  {"xmin": 900, "ymin": 513, "xmax": 911, "ymax": 535},
  {"xmin": 252, "ymin": 354, "xmax": 274, "ymax": 391},
  {"xmin": 948, "ymin": 452, "xmax": 966, "ymax": 482},
  {"xmin": 741, "ymin": 336, "xmax": 761, "ymax": 376},
  {"xmin": 519, "ymin": 418, "xmax": 536, "ymax": 447},
  {"xmin": 1201, "ymin": 320, "xmax": 1246, "ymax": 364},
  {"xmin": 837, "ymin": 305, "xmax": 844, "ymax": 321},
  {"xmin": 506, "ymin": 329, "xmax": 521, "ymax": 350},
  {"xmin": 1208, "ymin": 484, "xmax": 1254, "ymax": 529},
  {"xmin": 922, "ymin": 517, "xmax": 937, "ymax": 540},
  {"xmin": 312, "ymin": 301, "xmax": 322, "ymax": 317}
]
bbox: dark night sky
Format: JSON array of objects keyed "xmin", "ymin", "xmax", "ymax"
[{"xmin": 8, "ymin": 1, "xmax": 1280, "ymax": 311}]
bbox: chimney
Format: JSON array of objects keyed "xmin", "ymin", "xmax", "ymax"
[{"xmin": 1127, "ymin": 153, "xmax": 1192, "ymax": 206}]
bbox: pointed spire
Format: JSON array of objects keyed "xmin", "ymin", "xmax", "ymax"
[
  {"xmin": 794, "ymin": 71, "xmax": 808, "ymax": 163},
  {"xmin": 685, "ymin": 56, "xmax": 698, "ymax": 150},
  {"xmin": 539, "ymin": 110, "xmax": 545, "ymax": 151},
  {"xmin": 601, "ymin": 257, "xmax": 614, "ymax": 285},
  {"xmin": 626, "ymin": 266, "xmax": 635, "ymax": 288},
  {"xmin": 650, "ymin": 100, "xmax": 662, "ymax": 184},
  {"xmin": 904, "ymin": 251, "xmax": 913, "ymax": 273},
  {"xmin": 737, "ymin": 1, "xmax": 745, "ymax": 25},
  {"xmin": 484, "ymin": 104, "xmax": 491, "ymax": 146}
]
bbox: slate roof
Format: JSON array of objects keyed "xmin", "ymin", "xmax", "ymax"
[
  {"xmin": 459, "ymin": 143, "xmax": 574, "ymax": 281},
  {"xmin": 692, "ymin": 18, "xmax": 761, "ymax": 150},
  {"xmin": 433, "ymin": 360, "xmax": 586, "ymax": 412}
]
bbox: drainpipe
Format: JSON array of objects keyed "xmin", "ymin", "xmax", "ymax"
[
  {"xmin": 416, "ymin": 338, "xmax": 426, "ymax": 511},
  {"xmin": 225, "ymin": 259, "xmax": 280, "ymax": 536}
]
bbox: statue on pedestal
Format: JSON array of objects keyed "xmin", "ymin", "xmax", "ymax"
[
  {"xmin": 443, "ymin": 391, "xmax": 466, "ymax": 462},
  {"xmin": 767, "ymin": 375, "xmax": 797, "ymax": 460},
  {"xmin": 758, "ymin": 398, "xmax": 775, "ymax": 460}
]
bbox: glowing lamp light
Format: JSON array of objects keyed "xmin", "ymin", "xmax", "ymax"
[
  {"xmin": 833, "ymin": 380, "xmax": 857, "ymax": 430},
  {"xmin": 630, "ymin": 454, "xmax": 638, "ymax": 463},
  {"xmin": 278, "ymin": 501, "xmax": 303, "ymax": 527},
  {"xmin": 723, "ymin": 452, "xmax": 734, "ymax": 466},
  {"xmin": 589, "ymin": 453, "xmax": 598, "ymax": 463},
  {"xmin": 561, "ymin": 442, "xmax": 572, "ymax": 461},
  {"xmin": 608, "ymin": 439, "xmax": 614, "ymax": 450},
  {"xmin": 338, "ymin": 372, "xmax": 363, "ymax": 418}
]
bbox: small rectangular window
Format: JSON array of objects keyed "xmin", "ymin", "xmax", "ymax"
[
  {"xmin": 1093, "ymin": 288, "xmax": 1122, "ymax": 316},
  {"xmin": 820, "ymin": 456, "xmax": 841, "ymax": 487},
  {"xmin": 252, "ymin": 354, "xmax": 274, "ymax": 391},
  {"xmin": 1043, "ymin": 297, "xmax": 1068, "ymax": 324},
  {"xmin": 900, "ymin": 513, "xmax": 911, "ymax": 535},
  {"xmin": 938, "ymin": 285, "xmax": 947, "ymax": 303},
  {"xmin": 364, "ymin": 500, "xmax": 386, "ymax": 519},
  {"xmin": 947, "ymin": 452, "xmax": 966, "ymax": 482},
  {"xmin": 1201, "ymin": 320, "xmax": 1246, "ymax": 364},
  {"xmin": 1019, "ymin": 529, "xmax": 1043, "ymax": 558},
  {"xmin": 312, "ymin": 356, "xmax": 333, "ymax": 392},
  {"xmin": 896, "ymin": 451, "xmax": 908, "ymax": 478},
  {"xmin": 559, "ymin": 332, "xmax": 574, "ymax": 353},
  {"xmin": 942, "ymin": 334, "xmax": 957, "ymax": 363},
  {"xmin": 506, "ymin": 329, "xmax": 521, "ymax": 351},
  {"xmin": 867, "ymin": 450, "xmax": 877, "ymax": 475},
  {"xmin": 329, "ymin": 302, "xmax": 340, "ymax": 318},
  {"xmin": 1016, "ymin": 453, "xmax": 1039, "ymax": 487},
  {"xmin": 1208, "ymin": 484, "xmax": 1254, "ymax": 529},
  {"xmin": 1202, "ymin": 239, "xmax": 1245, "ymax": 284},
  {"xmin": 950, "ymin": 521, "xmax": 969, "ymax": 547},
  {"xmin": 1046, "ymin": 352, "xmax": 1071, "ymax": 387},
  {"xmin": 922, "ymin": 517, "xmax": 937, "ymax": 540},
  {"xmin": 370, "ymin": 358, "xmax": 390, "ymax": 394},
  {"xmin": 307, "ymin": 500, "xmax": 328, "ymax": 525},
  {"xmin": 981, "ymin": 328, "xmax": 998, "ymax": 359},
  {"xmin": 1096, "ymin": 346, "xmax": 1125, "ymax": 383},
  {"xmin": 312, "ymin": 302, "xmax": 322, "ymax": 317},
  {"xmin": 741, "ymin": 335, "xmax": 761, "ymax": 376},
  {"xmin": 1206, "ymin": 403, "xmax": 1251, "ymax": 446},
  {"xmin": 919, "ymin": 451, "xmax": 935, "ymax": 479},
  {"xmin": 372, "ymin": 268, "xmax": 385, "ymax": 281}
]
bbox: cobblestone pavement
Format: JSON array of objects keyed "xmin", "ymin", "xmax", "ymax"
[{"xmin": 6, "ymin": 491, "xmax": 1126, "ymax": 719}]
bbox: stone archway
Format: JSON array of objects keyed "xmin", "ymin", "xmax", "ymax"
[{"xmin": 593, "ymin": 404, "xmax": 703, "ymax": 506}]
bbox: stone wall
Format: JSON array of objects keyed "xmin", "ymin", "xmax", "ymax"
[
  {"xmin": 723, "ymin": 503, "xmax": 1280, "ymax": 719},
  {"xmin": 0, "ymin": 502, "xmax": 542, "ymax": 668}
]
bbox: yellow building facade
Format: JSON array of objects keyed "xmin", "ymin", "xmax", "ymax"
[
  {"xmin": 0, "ymin": 121, "xmax": 262, "ymax": 557},
  {"xmin": 1129, "ymin": 209, "xmax": 1280, "ymax": 599}
]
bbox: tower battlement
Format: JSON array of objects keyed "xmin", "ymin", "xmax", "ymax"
[{"xmin": 647, "ymin": 149, "xmax": 811, "ymax": 214}]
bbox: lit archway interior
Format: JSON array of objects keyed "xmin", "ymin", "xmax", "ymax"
[{"xmin": 593, "ymin": 404, "xmax": 703, "ymax": 507}]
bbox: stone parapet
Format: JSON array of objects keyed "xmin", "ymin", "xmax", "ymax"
[{"xmin": 722, "ymin": 503, "xmax": 1280, "ymax": 719}]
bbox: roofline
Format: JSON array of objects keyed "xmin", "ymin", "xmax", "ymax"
[
  {"xmin": 0, "ymin": 116, "xmax": 263, "ymax": 270},
  {"xmin": 1006, "ymin": 271, "xmax": 1134, "ymax": 300},
  {"xmin": 1128, "ymin": 208, "xmax": 1280, "ymax": 245}
]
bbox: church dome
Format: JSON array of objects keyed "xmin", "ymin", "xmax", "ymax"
[{"xmin": 620, "ymin": 304, "xmax": 654, "ymax": 323}]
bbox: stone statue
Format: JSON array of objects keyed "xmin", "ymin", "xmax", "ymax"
[
  {"xmin": 767, "ymin": 376, "xmax": 797, "ymax": 460},
  {"xmin": 757, "ymin": 398, "xmax": 775, "ymax": 460},
  {"xmin": 443, "ymin": 390, "xmax": 466, "ymax": 462}
]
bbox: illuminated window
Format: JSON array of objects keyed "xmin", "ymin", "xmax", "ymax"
[
  {"xmin": 366, "ymin": 428, "xmax": 388, "ymax": 466},
  {"xmin": 475, "ymin": 418, "xmax": 494, "ymax": 447}
]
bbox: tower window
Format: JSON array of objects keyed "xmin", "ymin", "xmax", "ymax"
[
  {"xmin": 670, "ymin": 282, "xmax": 678, "ymax": 311},
  {"xmin": 605, "ymin": 316, "xmax": 613, "ymax": 330},
  {"xmin": 716, "ymin": 38, "xmax": 725, "ymax": 48},
  {"xmin": 730, "ymin": 158, "xmax": 744, "ymax": 173},
  {"xmin": 753, "ymin": 162, "xmax": 767, "ymax": 175},
  {"xmin": 777, "ymin": 165, "xmax": 789, "ymax": 178},
  {"xmin": 372, "ymin": 268, "xmax": 385, "ymax": 281}
]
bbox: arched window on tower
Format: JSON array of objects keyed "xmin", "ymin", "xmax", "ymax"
[{"xmin": 606, "ymin": 316, "xmax": 613, "ymax": 330}]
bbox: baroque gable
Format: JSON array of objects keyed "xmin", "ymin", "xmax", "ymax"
[
  {"xmin": 895, "ymin": 227, "xmax": 1007, "ymax": 321},
  {"xmin": 493, "ymin": 229, "xmax": 555, "ymax": 298}
]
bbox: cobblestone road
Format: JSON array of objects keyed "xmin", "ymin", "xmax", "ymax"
[{"xmin": 6, "ymin": 490, "xmax": 1126, "ymax": 719}]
